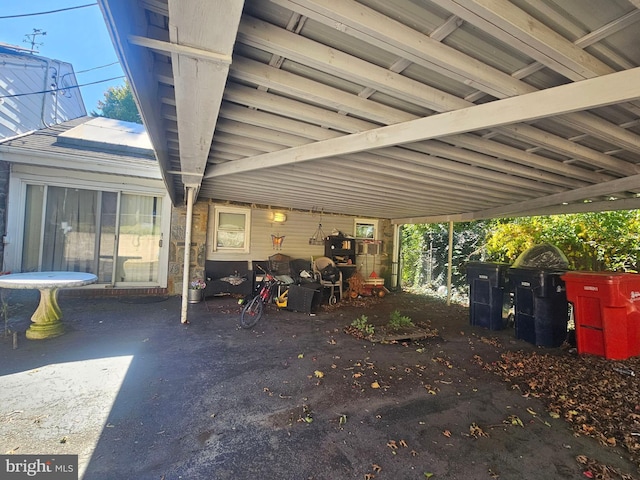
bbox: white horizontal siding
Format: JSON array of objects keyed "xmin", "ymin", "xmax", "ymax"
[
  {"xmin": 249, "ymin": 209, "xmax": 355, "ymax": 262},
  {"xmin": 206, "ymin": 203, "xmax": 372, "ymax": 266},
  {"xmin": 0, "ymin": 54, "xmax": 86, "ymax": 139}
]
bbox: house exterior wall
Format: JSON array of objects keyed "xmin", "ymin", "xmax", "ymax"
[
  {"xmin": 166, "ymin": 200, "xmax": 393, "ymax": 295},
  {"xmin": 168, "ymin": 201, "xmax": 209, "ymax": 295},
  {"xmin": 0, "ymin": 49, "xmax": 86, "ymax": 139},
  {"xmin": 4, "ymin": 164, "xmax": 171, "ymax": 289},
  {"xmin": 0, "ymin": 161, "xmax": 8, "ymax": 271}
]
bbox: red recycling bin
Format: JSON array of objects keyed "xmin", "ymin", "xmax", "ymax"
[{"xmin": 561, "ymin": 272, "xmax": 640, "ymax": 360}]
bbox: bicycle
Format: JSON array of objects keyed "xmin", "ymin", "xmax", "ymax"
[{"xmin": 239, "ymin": 265, "xmax": 286, "ymax": 329}]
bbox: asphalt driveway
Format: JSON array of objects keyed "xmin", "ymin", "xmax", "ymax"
[{"xmin": 0, "ymin": 290, "xmax": 637, "ymax": 479}]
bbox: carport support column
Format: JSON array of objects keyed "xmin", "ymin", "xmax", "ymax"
[
  {"xmin": 180, "ymin": 187, "xmax": 195, "ymax": 324},
  {"xmin": 447, "ymin": 221, "xmax": 453, "ymax": 306},
  {"xmin": 391, "ymin": 224, "xmax": 401, "ymax": 290}
]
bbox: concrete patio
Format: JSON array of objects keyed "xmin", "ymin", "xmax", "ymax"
[{"xmin": 0, "ymin": 290, "xmax": 637, "ymax": 480}]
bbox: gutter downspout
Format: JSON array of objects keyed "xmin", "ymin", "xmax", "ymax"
[
  {"xmin": 180, "ymin": 187, "xmax": 195, "ymax": 324},
  {"xmin": 447, "ymin": 221, "xmax": 454, "ymax": 306},
  {"xmin": 40, "ymin": 59, "xmax": 51, "ymax": 128}
]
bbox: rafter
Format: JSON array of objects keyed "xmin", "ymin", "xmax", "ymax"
[{"xmin": 207, "ymin": 68, "xmax": 640, "ymax": 178}]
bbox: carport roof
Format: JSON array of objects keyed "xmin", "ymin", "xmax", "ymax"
[{"xmin": 98, "ymin": 0, "xmax": 640, "ymax": 223}]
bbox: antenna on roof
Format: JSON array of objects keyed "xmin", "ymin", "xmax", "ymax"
[{"xmin": 23, "ymin": 28, "xmax": 46, "ymax": 54}]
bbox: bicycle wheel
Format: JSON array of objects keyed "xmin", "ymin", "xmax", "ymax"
[{"xmin": 239, "ymin": 295, "xmax": 264, "ymax": 329}]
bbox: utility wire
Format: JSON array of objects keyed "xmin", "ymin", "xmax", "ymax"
[
  {"xmin": 0, "ymin": 3, "xmax": 97, "ymax": 20},
  {"xmin": 74, "ymin": 61, "xmax": 121, "ymax": 75},
  {"xmin": 0, "ymin": 75, "xmax": 125, "ymax": 99}
]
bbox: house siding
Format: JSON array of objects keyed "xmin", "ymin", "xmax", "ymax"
[
  {"xmin": 0, "ymin": 160, "xmax": 8, "ymax": 270},
  {"xmin": 165, "ymin": 200, "xmax": 393, "ymax": 295},
  {"xmin": 0, "ymin": 50, "xmax": 86, "ymax": 139}
]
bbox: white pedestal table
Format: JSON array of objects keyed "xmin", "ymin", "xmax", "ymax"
[{"xmin": 0, "ymin": 271, "xmax": 98, "ymax": 339}]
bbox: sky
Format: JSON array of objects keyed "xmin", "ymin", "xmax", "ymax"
[{"xmin": 0, "ymin": 1, "xmax": 126, "ymax": 114}]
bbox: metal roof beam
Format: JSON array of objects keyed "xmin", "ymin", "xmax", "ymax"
[{"xmin": 206, "ymin": 67, "xmax": 640, "ymax": 178}]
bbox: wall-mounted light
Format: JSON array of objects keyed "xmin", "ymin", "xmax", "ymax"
[{"xmin": 272, "ymin": 212, "xmax": 287, "ymax": 223}]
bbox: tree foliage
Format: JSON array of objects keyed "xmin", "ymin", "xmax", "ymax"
[
  {"xmin": 401, "ymin": 221, "xmax": 489, "ymax": 288},
  {"xmin": 402, "ymin": 211, "xmax": 640, "ymax": 292},
  {"xmin": 91, "ymin": 80, "xmax": 142, "ymax": 124},
  {"xmin": 485, "ymin": 211, "xmax": 640, "ymax": 272}
]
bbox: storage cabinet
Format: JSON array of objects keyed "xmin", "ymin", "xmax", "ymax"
[
  {"xmin": 324, "ymin": 235, "xmax": 357, "ymax": 282},
  {"xmin": 324, "ymin": 235, "xmax": 355, "ymax": 265}
]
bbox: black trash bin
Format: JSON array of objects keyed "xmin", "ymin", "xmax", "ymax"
[
  {"xmin": 509, "ymin": 267, "xmax": 568, "ymax": 347},
  {"xmin": 508, "ymin": 244, "xmax": 569, "ymax": 347},
  {"xmin": 466, "ymin": 262, "xmax": 510, "ymax": 330}
]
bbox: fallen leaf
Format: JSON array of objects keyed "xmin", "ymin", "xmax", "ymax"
[
  {"xmin": 526, "ymin": 407, "xmax": 537, "ymax": 416},
  {"xmin": 442, "ymin": 430, "xmax": 451, "ymax": 438},
  {"xmin": 297, "ymin": 353, "xmax": 304, "ymax": 359},
  {"xmin": 424, "ymin": 473, "xmax": 434, "ymax": 478},
  {"xmin": 507, "ymin": 415, "xmax": 524, "ymax": 428},
  {"xmin": 399, "ymin": 439, "xmax": 408, "ymax": 448},
  {"xmin": 371, "ymin": 381, "xmax": 380, "ymax": 389},
  {"xmin": 469, "ymin": 423, "xmax": 488, "ymax": 438},
  {"xmin": 314, "ymin": 370, "xmax": 324, "ymax": 378},
  {"xmin": 372, "ymin": 464, "xmax": 382, "ymax": 473}
]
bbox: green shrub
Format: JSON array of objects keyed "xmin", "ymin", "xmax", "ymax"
[
  {"xmin": 351, "ymin": 315, "xmax": 375, "ymax": 336},
  {"xmin": 388, "ymin": 310, "xmax": 414, "ymax": 331}
]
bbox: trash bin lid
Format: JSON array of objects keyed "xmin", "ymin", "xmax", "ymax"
[
  {"xmin": 561, "ymin": 271, "xmax": 626, "ymax": 282},
  {"xmin": 513, "ymin": 244, "xmax": 568, "ymax": 270}
]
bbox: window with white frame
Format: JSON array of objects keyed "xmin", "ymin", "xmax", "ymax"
[
  {"xmin": 355, "ymin": 218, "xmax": 381, "ymax": 255},
  {"xmin": 354, "ymin": 218, "xmax": 378, "ymax": 240},
  {"xmin": 211, "ymin": 205, "xmax": 251, "ymax": 252}
]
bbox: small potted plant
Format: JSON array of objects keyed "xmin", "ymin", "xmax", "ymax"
[{"xmin": 188, "ymin": 279, "xmax": 207, "ymax": 303}]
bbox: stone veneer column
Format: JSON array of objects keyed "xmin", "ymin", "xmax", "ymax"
[
  {"xmin": 168, "ymin": 201, "xmax": 209, "ymax": 295},
  {"xmin": 378, "ymin": 218, "xmax": 393, "ymax": 285}
]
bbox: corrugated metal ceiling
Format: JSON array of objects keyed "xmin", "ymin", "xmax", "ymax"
[{"xmin": 99, "ymin": 0, "xmax": 640, "ymax": 223}]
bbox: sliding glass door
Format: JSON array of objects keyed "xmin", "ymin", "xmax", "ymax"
[
  {"xmin": 21, "ymin": 185, "xmax": 163, "ymax": 285},
  {"xmin": 116, "ymin": 193, "xmax": 162, "ymax": 283}
]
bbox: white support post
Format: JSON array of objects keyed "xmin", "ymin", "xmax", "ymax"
[
  {"xmin": 180, "ymin": 187, "xmax": 195, "ymax": 324},
  {"xmin": 391, "ymin": 223, "xmax": 401, "ymax": 290},
  {"xmin": 447, "ymin": 221, "xmax": 454, "ymax": 306}
]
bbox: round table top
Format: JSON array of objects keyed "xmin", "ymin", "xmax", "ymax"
[{"xmin": 0, "ymin": 271, "xmax": 98, "ymax": 289}]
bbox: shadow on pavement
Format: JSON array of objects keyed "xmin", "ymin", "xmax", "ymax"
[{"xmin": 1, "ymin": 290, "xmax": 637, "ymax": 479}]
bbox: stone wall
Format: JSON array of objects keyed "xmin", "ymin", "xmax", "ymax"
[{"xmin": 168, "ymin": 201, "xmax": 209, "ymax": 295}]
